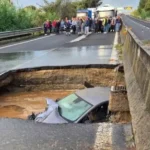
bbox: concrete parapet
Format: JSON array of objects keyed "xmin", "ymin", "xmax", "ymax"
[{"xmin": 123, "ymin": 28, "xmax": 150, "ymax": 150}]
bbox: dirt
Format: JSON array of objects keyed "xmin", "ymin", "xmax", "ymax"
[
  {"xmin": 2, "ymin": 68, "xmax": 125, "ymax": 92},
  {"xmin": 0, "ymin": 68, "xmax": 128, "ymax": 122},
  {"xmin": 0, "ymin": 90, "xmax": 74, "ymax": 119},
  {"xmin": 109, "ymin": 92, "xmax": 129, "ymax": 112},
  {"xmin": 110, "ymin": 112, "xmax": 131, "ymax": 124}
]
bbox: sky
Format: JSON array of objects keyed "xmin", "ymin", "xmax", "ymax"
[{"xmin": 12, "ymin": 0, "xmax": 140, "ymax": 8}]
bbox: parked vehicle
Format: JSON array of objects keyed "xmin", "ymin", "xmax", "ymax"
[
  {"xmin": 77, "ymin": 9, "xmax": 92, "ymax": 19},
  {"xmin": 33, "ymin": 87, "xmax": 110, "ymax": 124},
  {"xmin": 96, "ymin": 4, "xmax": 117, "ymax": 19}
]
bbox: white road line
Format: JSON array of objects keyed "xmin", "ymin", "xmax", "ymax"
[
  {"xmin": 70, "ymin": 35, "xmax": 86, "ymax": 43},
  {"xmin": 109, "ymin": 32, "xmax": 119, "ymax": 64},
  {"xmin": 129, "ymin": 18, "xmax": 150, "ymax": 30},
  {"xmin": 70, "ymin": 32, "xmax": 92, "ymax": 43},
  {"xmin": 93, "ymin": 124, "xmax": 112, "ymax": 149},
  {"xmin": 11, "ymin": 48, "xmax": 56, "ymax": 70},
  {"xmin": 0, "ymin": 34, "xmax": 55, "ymax": 50},
  {"xmin": 130, "ymin": 15, "xmax": 150, "ymax": 24}
]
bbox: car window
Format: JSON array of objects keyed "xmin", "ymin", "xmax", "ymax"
[{"xmin": 58, "ymin": 94, "xmax": 92, "ymax": 122}]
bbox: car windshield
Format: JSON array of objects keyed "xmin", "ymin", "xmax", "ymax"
[{"xmin": 57, "ymin": 94, "xmax": 92, "ymax": 122}]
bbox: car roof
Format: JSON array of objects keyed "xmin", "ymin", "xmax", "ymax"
[{"xmin": 75, "ymin": 87, "xmax": 110, "ymax": 106}]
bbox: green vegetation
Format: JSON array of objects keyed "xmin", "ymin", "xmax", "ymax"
[
  {"xmin": 115, "ymin": 44, "xmax": 123, "ymax": 60},
  {"xmin": 143, "ymin": 40, "xmax": 150, "ymax": 46},
  {"xmin": 41, "ymin": 0, "xmax": 102, "ymax": 19},
  {"xmin": 0, "ymin": 0, "xmax": 102, "ymax": 32},
  {"xmin": 0, "ymin": 0, "xmax": 35, "ymax": 31},
  {"xmin": 131, "ymin": 0, "xmax": 150, "ymax": 20}
]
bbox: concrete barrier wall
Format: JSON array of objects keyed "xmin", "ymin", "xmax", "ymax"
[{"xmin": 123, "ymin": 29, "xmax": 150, "ymax": 150}]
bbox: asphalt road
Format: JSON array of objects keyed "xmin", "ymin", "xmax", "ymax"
[
  {"xmin": 0, "ymin": 119, "xmax": 134, "ymax": 150},
  {"xmin": 64, "ymin": 32, "xmax": 115, "ymax": 47},
  {"xmin": 128, "ymin": 16, "xmax": 150, "ymax": 28},
  {"xmin": 0, "ymin": 33, "xmax": 115, "ymax": 53},
  {"xmin": 122, "ymin": 15, "xmax": 150, "ymax": 41},
  {"xmin": 0, "ymin": 33, "xmax": 117, "ymax": 75},
  {"xmin": 0, "ymin": 34, "xmax": 77, "ymax": 53}
]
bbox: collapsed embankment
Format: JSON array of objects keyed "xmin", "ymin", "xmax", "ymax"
[
  {"xmin": 121, "ymin": 27, "xmax": 150, "ymax": 149},
  {"xmin": 0, "ymin": 66, "xmax": 123, "ymax": 92}
]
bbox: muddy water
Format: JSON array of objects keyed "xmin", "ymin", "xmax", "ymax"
[{"xmin": 0, "ymin": 90, "xmax": 74, "ymax": 119}]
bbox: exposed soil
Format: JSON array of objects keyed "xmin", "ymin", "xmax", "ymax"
[
  {"xmin": 0, "ymin": 68, "xmax": 129, "ymax": 122},
  {"xmin": 1, "ymin": 68, "xmax": 125, "ymax": 93},
  {"xmin": 109, "ymin": 92, "xmax": 129, "ymax": 112},
  {"xmin": 110, "ymin": 112, "xmax": 131, "ymax": 124},
  {"xmin": 0, "ymin": 90, "xmax": 74, "ymax": 119}
]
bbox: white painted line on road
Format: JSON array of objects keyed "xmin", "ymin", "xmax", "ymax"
[
  {"xmin": 130, "ymin": 15, "xmax": 150, "ymax": 24},
  {"xmin": 109, "ymin": 32, "xmax": 119, "ymax": 64},
  {"xmin": 0, "ymin": 34, "xmax": 55, "ymax": 50},
  {"xmin": 129, "ymin": 18, "xmax": 150, "ymax": 30},
  {"xmin": 70, "ymin": 32, "xmax": 92, "ymax": 43},
  {"xmin": 70, "ymin": 35, "xmax": 86, "ymax": 43},
  {"xmin": 11, "ymin": 48, "xmax": 56, "ymax": 70},
  {"xmin": 93, "ymin": 124, "xmax": 112, "ymax": 150}
]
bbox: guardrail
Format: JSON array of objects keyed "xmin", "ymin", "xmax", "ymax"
[
  {"xmin": 0, "ymin": 27, "xmax": 43, "ymax": 39},
  {"xmin": 121, "ymin": 22, "xmax": 150, "ymax": 150}
]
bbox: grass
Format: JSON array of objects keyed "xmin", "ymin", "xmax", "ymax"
[
  {"xmin": 143, "ymin": 40, "xmax": 150, "ymax": 46},
  {"xmin": 115, "ymin": 44, "xmax": 123, "ymax": 61}
]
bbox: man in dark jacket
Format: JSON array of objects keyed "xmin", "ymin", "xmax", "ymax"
[
  {"xmin": 43, "ymin": 21, "xmax": 48, "ymax": 35},
  {"xmin": 56, "ymin": 20, "xmax": 60, "ymax": 34},
  {"xmin": 48, "ymin": 20, "xmax": 52, "ymax": 34},
  {"xmin": 98, "ymin": 19, "xmax": 103, "ymax": 33}
]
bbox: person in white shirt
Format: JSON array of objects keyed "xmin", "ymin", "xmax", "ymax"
[{"xmin": 72, "ymin": 17, "xmax": 77, "ymax": 34}]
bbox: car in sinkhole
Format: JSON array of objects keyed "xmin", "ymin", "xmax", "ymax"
[{"xmin": 29, "ymin": 87, "xmax": 110, "ymax": 124}]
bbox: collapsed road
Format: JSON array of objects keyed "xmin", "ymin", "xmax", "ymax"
[{"xmin": 0, "ymin": 32, "xmax": 135, "ymax": 149}]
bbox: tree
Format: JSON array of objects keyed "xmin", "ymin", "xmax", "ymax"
[
  {"xmin": 138, "ymin": 0, "xmax": 148, "ymax": 12},
  {"xmin": 145, "ymin": 0, "xmax": 150, "ymax": 11},
  {"xmin": 81, "ymin": 0, "xmax": 102, "ymax": 8},
  {"xmin": 42, "ymin": 0, "xmax": 76, "ymax": 19},
  {"xmin": 24, "ymin": 5, "xmax": 37, "ymax": 10},
  {"xmin": 131, "ymin": 10, "xmax": 140, "ymax": 18}
]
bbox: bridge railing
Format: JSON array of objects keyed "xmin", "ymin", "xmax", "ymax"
[{"xmin": 0, "ymin": 27, "xmax": 43, "ymax": 39}]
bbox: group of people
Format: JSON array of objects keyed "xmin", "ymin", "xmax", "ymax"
[
  {"xmin": 43, "ymin": 15, "xmax": 122, "ymax": 36},
  {"xmin": 94, "ymin": 16, "xmax": 122, "ymax": 34}
]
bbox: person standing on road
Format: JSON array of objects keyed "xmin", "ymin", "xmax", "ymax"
[
  {"xmin": 81, "ymin": 18, "xmax": 85, "ymax": 34},
  {"xmin": 89, "ymin": 18, "xmax": 93, "ymax": 31},
  {"xmin": 65, "ymin": 19, "xmax": 71, "ymax": 36},
  {"xmin": 52, "ymin": 20, "xmax": 57, "ymax": 33},
  {"xmin": 115, "ymin": 16, "xmax": 122, "ymax": 32},
  {"xmin": 103, "ymin": 17, "xmax": 108, "ymax": 34},
  {"xmin": 95, "ymin": 19, "xmax": 99, "ymax": 33},
  {"xmin": 72, "ymin": 17, "xmax": 77, "ymax": 34},
  {"xmin": 56, "ymin": 20, "xmax": 60, "ymax": 34},
  {"xmin": 110, "ymin": 17, "xmax": 116, "ymax": 32},
  {"xmin": 98, "ymin": 19, "xmax": 103, "ymax": 33},
  {"xmin": 77, "ymin": 18, "xmax": 82, "ymax": 35},
  {"xmin": 47, "ymin": 20, "xmax": 52, "ymax": 34},
  {"xmin": 108, "ymin": 17, "xmax": 112, "ymax": 32},
  {"xmin": 60, "ymin": 19, "xmax": 65, "ymax": 34},
  {"xmin": 43, "ymin": 20, "xmax": 48, "ymax": 35},
  {"xmin": 92, "ymin": 19, "xmax": 96, "ymax": 32},
  {"xmin": 85, "ymin": 17, "xmax": 90, "ymax": 35}
]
